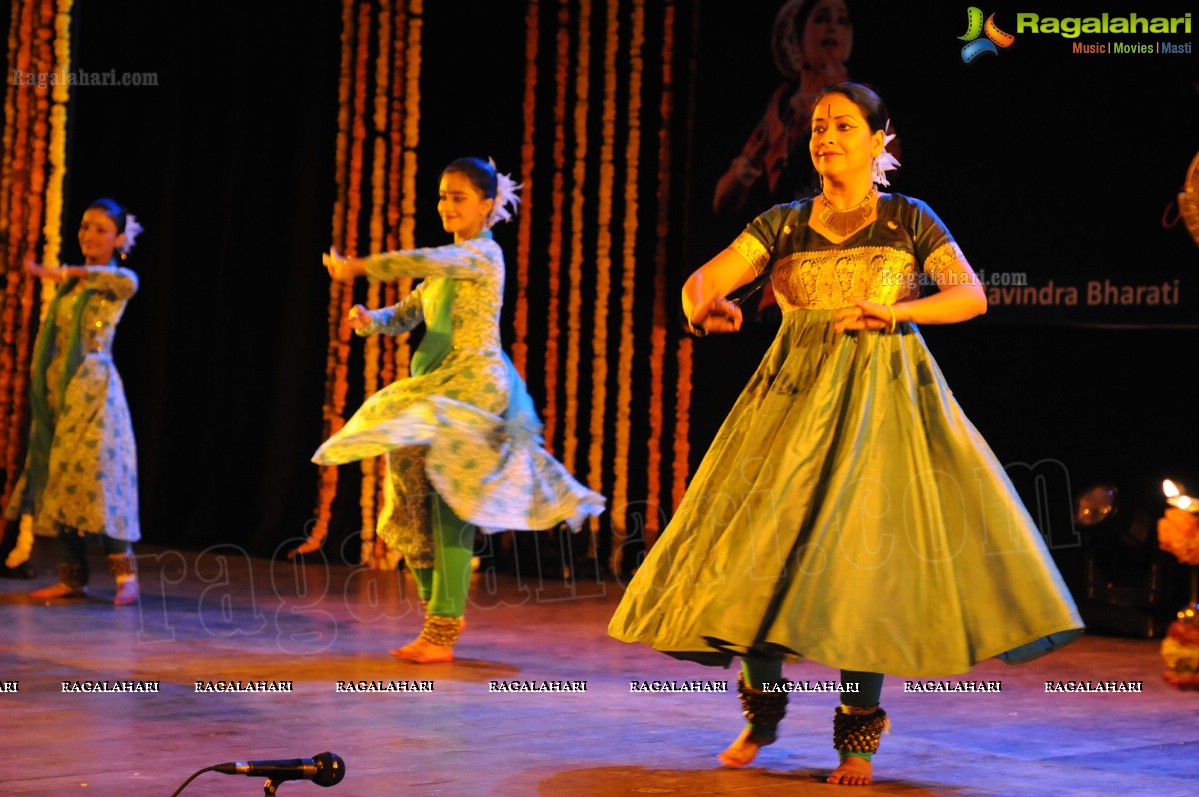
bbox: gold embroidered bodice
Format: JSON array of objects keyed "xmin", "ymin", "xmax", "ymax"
[{"xmin": 730, "ymin": 194, "xmax": 970, "ymax": 312}]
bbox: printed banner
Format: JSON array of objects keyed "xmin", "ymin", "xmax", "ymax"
[{"xmin": 685, "ymin": 1, "xmax": 1199, "ymax": 327}]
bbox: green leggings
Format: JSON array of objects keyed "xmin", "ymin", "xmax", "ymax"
[{"xmin": 409, "ymin": 495, "xmax": 475, "ymax": 618}]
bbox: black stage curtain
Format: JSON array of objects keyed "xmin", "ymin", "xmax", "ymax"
[
  {"xmin": 45, "ymin": 0, "xmax": 1199, "ymax": 564},
  {"xmin": 64, "ymin": 3, "xmax": 343, "ymax": 557}
]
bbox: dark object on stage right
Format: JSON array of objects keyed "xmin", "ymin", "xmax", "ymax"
[{"xmin": 1067, "ymin": 483, "xmax": 1190, "ymax": 638}]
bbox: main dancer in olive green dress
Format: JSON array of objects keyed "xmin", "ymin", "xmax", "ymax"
[{"xmin": 608, "ymin": 83, "xmax": 1082, "ymax": 786}]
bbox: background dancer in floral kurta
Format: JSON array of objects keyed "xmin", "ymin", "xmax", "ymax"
[
  {"xmin": 608, "ymin": 84, "xmax": 1083, "ymax": 785},
  {"xmin": 318, "ymin": 157, "xmax": 604, "ymax": 663},
  {"xmin": 4, "ymin": 199, "xmax": 142, "ymax": 605}
]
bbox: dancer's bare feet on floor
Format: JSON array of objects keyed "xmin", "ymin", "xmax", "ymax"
[
  {"xmin": 29, "ymin": 583, "xmax": 86, "ymax": 600},
  {"xmin": 390, "ymin": 638, "xmax": 454, "ymax": 664},
  {"xmin": 827, "ymin": 755, "xmax": 872, "ymax": 786},
  {"xmin": 113, "ymin": 578, "xmax": 139, "ymax": 606},
  {"xmin": 717, "ymin": 726, "xmax": 773, "ymax": 768}
]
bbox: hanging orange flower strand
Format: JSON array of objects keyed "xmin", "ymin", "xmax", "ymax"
[{"xmin": 1, "ymin": 0, "xmax": 72, "ymax": 513}]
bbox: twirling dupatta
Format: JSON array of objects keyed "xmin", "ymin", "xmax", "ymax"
[{"xmin": 22, "ymin": 276, "xmax": 95, "ymax": 513}]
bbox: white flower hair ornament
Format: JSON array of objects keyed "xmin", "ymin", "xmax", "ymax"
[
  {"xmin": 488, "ymin": 157, "xmax": 522, "ymax": 226},
  {"xmin": 872, "ymin": 123, "xmax": 901, "ymax": 188},
  {"xmin": 120, "ymin": 213, "xmax": 143, "ymax": 255}
]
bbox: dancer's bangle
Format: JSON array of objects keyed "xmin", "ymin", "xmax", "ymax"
[
  {"xmin": 886, "ymin": 305, "xmax": 897, "ymax": 333},
  {"xmin": 688, "ymin": 316, "xmax": 708, "ymax": 337}
]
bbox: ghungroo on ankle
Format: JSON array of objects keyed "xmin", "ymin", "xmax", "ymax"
[
  {"xmin": 419, "ymin": 614, "xmax": 461, "ymax": 647},
  {"xmin": 59, "ymin": 562, "xmax": 88, "ymax": 590},
  {"xmin": 832, "ymin": 705, "xmax": 889, "ymax": 755},
  {"xmin": 107, "ymin": 553, "xmax": 137, "ymax": 579},
  {"xmin": 736, "ymin": 673, "xmax": 789, "ymax": 739}
]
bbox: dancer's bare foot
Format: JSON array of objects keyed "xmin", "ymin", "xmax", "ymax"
[
  {"xmin": 717, "ymin": 726, "xmax": 773, "ymax": 768},
  {"xmin": 29, "ymin": 582, "xmax": 86, "ymax": 600},
  {"xmin": 827, "ymin": 755, "xmax": 872, "ymax": 786},
  {"xmin": 390, "ymin": 638, "xmax": 454, "ymax": 664},
  {"xmin": 113, "ymin": 578, "xmax": 139, "ymax": 606}
]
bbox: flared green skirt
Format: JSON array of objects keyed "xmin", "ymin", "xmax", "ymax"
[{"xmin": 609, "ymin": 310, "xmax": 1083, "ymax": 677}]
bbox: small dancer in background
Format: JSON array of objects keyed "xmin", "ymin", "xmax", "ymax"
[{"xmin": 5, "ymin": 198, "xmax": 142, "ymax": 605}]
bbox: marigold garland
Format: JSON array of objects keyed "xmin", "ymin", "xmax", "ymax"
[
  {"xmin": 1, "ymin": 0, "xmax": 71, "ymax": 515},
  {"xmin": 43, "ymin": 0, "xmax": 70, "ymax": 267},
  {"xmin": 31, "ymin": 1, "xmax": 58, "ymax": 315},
  {"xmin": 359, "ymin": 0, "xmax": 392, "ymax": 568},
  {"xmin": 1159, "ymin": 517, "xmax": 1199, "ymax": 566},
  {"xmin": 42, "ymin": 102, "xmax": 66, "ymax": 266},
  {"xmin": 645, "ymin": 0, "xmax": 676, "ymax": 547},
  {"xmin": 674, "ymin": 336, "xmax": 694, "ymax": 510},
  {"xmin": 393, "ymin": 0, "xmax": 422, "ymax": 494},
  {"xmin": 400, "ymin": 0, "xmax": 421, "ymax": 249},
  {"xmin": 541, "ymin": 6, "xmax": 570, "ymax": 454},
  {"xmin": 302, "ymin": 0, "xmax": 421, "ymax": 564},
  {"xmin": 346, "ymin": 2, "xmax": 370, "ymax": 261},
  {"xmin": 361, "ymin": 0, "xmax": 410, "ymax": 571},
  {"xmin": 514, "ymin": 0, "xmax": 694, "ymax": 565},
  {"xmin": 1, "ymin": 5, "xmax": 15, "ymax": 246},
  {"xmin": 585, "ymin": 0, "xmax": 618, "ymax": 544},
  {"xmin": 27, "ymin": 0, "xmax": 50, "ymax": 310},
  {"xmin": 512, "ymin": 0, "xmax": 539, "ymax": 376},
  {"xmin": 301, "ymin": 0, "xmax": 357, "ymax": 558},
  {"xmin": 383, "ymin": 0, "xmax": 406, "ymax": 391},
  {"xmin": 385, "ymin": 0, "xmax": 405, "ymax": 254},
  {"xmin": 2, "ymin": 0, "xmax": 33, "ymax": 501},
  {"xmin": 562, "ymin": 0, "xmax": 589, "ymax": 473},
  {"xmin": 609, "ymin": 0, "xmax": 646, "ymax": 572},
  {"xmin": 670, "ymin": 0, "xmax": 699, "ymax": 514},
  {"xmin": 2, "ymin": 5, "xmax": 24, "ymax": 490},
  {"xmin": 373, "ymin": 0, "xmax": 391, "ymax": 136},
  {"xmin": 330, "ymin": 1, "xmax": 354, "ymax": 250}
]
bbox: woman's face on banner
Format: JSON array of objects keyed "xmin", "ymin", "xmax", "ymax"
[{"xmin": 800, "ymin": 0, "xmax": 852, "ymax": 69}]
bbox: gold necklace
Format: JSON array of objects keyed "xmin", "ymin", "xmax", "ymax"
[{"xmin": 818, "ymin": 187, "xmax": 877, "ymax": 237}]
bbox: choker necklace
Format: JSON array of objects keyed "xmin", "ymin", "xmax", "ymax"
[{"xmin": 818, "ymin": 187, "xmax": 877, "ymax": 237}]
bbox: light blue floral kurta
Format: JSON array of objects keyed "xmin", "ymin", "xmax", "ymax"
[
  {"xmin": 312, "ymin": 232, "xmax": 605, "ymax": 554},
  {"xmin": 6, "ymin": 266, "xmax": 141, "ymax": 541}
]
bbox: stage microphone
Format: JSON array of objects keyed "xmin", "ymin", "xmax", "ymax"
[{"xmin": 215, "ymin": 751, "xmax": 345, "ymax": 786}]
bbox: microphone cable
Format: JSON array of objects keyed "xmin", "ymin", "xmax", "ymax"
[{"xmin": 167, "ymin": 764, "xmax": 219, "ymax": 797}]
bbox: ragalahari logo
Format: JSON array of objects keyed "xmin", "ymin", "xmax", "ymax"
[{"xmin": 958, "ymin": 7, "xmax": 1015, "ymax": 62}]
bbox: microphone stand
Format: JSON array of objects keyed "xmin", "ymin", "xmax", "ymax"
[{"xmin": 170, "ymin": 755, "xmax": 343, "ymax": 795}]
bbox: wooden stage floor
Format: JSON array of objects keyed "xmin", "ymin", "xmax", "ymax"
[{"xmin": 1, "ymin": 542, "xmax": 1196, "ymax": 796}]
